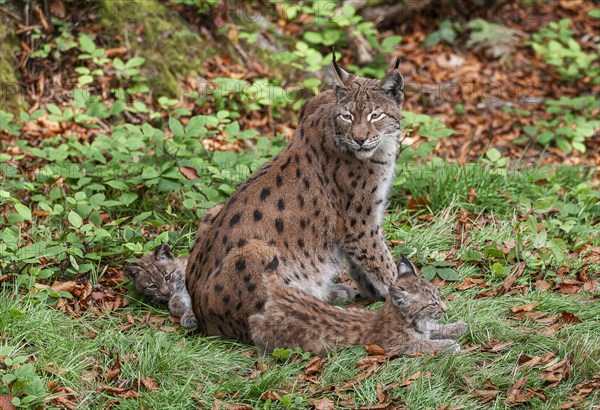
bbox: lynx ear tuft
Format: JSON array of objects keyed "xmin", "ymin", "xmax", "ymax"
[
  {"xmin": 154, "ymin": 243, "xmax": 174, "ymax": 261},
  {"xmin": 331, "ymin": 49, "xmax": 354, "ymax": 96},
  {"xmin": 397, "ymin": 257, "xmax": 417, "ymax": 277},
  {"xmin": 378, "ymin": 69, "xmax": 404, "ymax": 104},
  {"xmin": 123, "ymin": 263, "xmax": 142, "ymax": 280}
]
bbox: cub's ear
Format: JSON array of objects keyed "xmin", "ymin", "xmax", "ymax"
[
  {"xmin": 378, "ymin": 60, "xmax": 404, "ymax": 104},
  {"xmin": 154, "ymin": 243, "xmax": 174, "ymax": 261},
  {"xmin": 389, "ymin": 285, "xmax": 410, "ymax": 308},
  {"xmin": 397, "ymin": 257, "xmax": 417, "ymax": 278},
  {"xmin": 123, "ymin": 263, "xmax": 142, "ymax": 280}
]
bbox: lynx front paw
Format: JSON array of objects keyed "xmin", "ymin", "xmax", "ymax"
[
  {"xmin": 453, "ymin": 321, "xmax": 469, "ymax": 337},
  {"xmin": 180, "ymin": 310, "xmax": 198, "ymax": 330},
  {"xmin": 329, "ymin": 284, "xmax": 356, "ymax": 303}
]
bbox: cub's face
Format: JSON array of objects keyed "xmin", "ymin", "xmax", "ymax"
[
  {"xmin": 389, "ymin": 259, "xmax": 448, "ymax": 331},
  {"xmin": 332, "ymin": 64, "xmax": 404, "ymax": 160},
  {"xmin": 123, "ymin": 244, "xmax": 185, "ymax": 302}
]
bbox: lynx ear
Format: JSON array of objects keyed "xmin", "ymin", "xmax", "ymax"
[
  {"xmin": 153, "ymin": 243, "xmax": 174, "ymax": 261},
  {"xmin": 332, "ymin": 49, "xmax": 354, "ymax": 98},
  {"xmin": 397, "ymin": 257, "xmax": 417, "ymax": 277},
  {"xmin": 378, "ymin": 61, "xmax": 404, "ymax": 103},
  {"xmin": 389, "ymin": 286, "xmax": 410, "ymax": 308},
  {"xmin": 123, "ymin": 263, "xmax": 142, "ymax": 280}
]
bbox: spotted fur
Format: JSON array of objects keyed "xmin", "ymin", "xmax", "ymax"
[
  {"xmin": 187, "ymin": 59, "xmax": 406, "ymax": 343},
  {"xmin": 249, "ymin": 259, "xmax": 468, "ymax": 356}
]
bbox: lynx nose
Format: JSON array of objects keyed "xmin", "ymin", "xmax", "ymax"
[
  {"xmin": 354, "ymin": 136, "xmax": 368, "ymax": 146},
  {"xmin": 160, "ymin": 286, "xmax": 170, "ymax": 297}
]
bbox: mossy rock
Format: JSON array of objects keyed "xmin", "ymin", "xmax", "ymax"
[
  {"xmin": 98, "ymin": 0, "xmax": 215, "ymax": 98},
  {"xmin": 0, "ymin": 18, "xmax": 25, "ymax": 113}
]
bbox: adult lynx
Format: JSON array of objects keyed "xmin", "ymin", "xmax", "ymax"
[{"xmin": 187, "ymin": 56, "xmax": 405, "ymax": 343}]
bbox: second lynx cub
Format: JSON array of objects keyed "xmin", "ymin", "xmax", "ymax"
[{"xmin": 249, "ymin": 259, "xmax": 468, "ymax": 356}]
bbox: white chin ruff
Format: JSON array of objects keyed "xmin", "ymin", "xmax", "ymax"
[{"xmin": 354, "ymin": 149, "xmax": 376, "ymax": 160}]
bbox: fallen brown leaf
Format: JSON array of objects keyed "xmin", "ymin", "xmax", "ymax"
[
  {"xmin": 50, "ymin": 281, "xmax": 77, "ymax": 294},
  {"xmin": 569, "ymin": 374, "xmax": 600, "ymax": 401},
  {"xmin": 180, "ymin": 166, "xmax": 200, "ymax": 180},
  {"xmin": 537, "ymin": 322, "xmax": 565, "ymax": 337},
  {"xmin": 561, "ymin": 311, "xmax": 583, "ymax": 324},
  {"xmin": 493, "ymin": 262, "xmax": 525, "ymax": 296},
  {"xmin": 0, "ymin": 395, "xmax": 16, "ymax": 410},
  {"xmin": 541, "ymin": 357, "xmax": 571, "ymax": 385},
  {"xmin": 310, "ymin": 397, "xmax": 335, "ymax": 410},
  {"xmin": 211, "ymin": 399, "xmax": 253, "ymax": 410},
  {"xmin": 536, "ymin": 314, "xmax": 561, "ymax": 324},
  {"xmin": 454, "ymin": 277, "xmax": 487, "ymax": 291},
  {"xmin": 511, "ymin": 311, "xmax": 548, "ymax": 321},
  {"xmin": 505, "ymin": 376, "xmax": 532, "ymax": 405},
  {"xmin": 558, "ymin": 282, "xmax": 580, "ymax": 295},
  {"xmin": 360, "ymin": 404, "xmax": 393, "ymax": 409},
  {"xmin": 105, "ymin": 354, "xmax": 121, "ymax": 382},
  {"xmin": 376, "ymin": 382, "xmax": 387, "ymax": 403},
  {"xmin": 518, "ymin": 354, "xmax": 554, "ymax": 369},
  {"xmin": 582, "ymin": 280, "xmax": 596, "ymax": 292},
  {"xmin": 482, "ymin": 340, "xmax": 514, "ymax": 352},
  {"xmin": 509, "ymin": 302, "xmax": 540, "ymax": 313},
  {"xmin": 139, "ymin": 376, "xmax": 159, "ymax": 391},
  {"xmin": 260, "ymin": 391, "xmax": 281, "ymax": 401},
  {"xmin": 49, "ymin": 384, "xmax": 79, "ymax": 410},
  {"xmin": 249, "ymin": 361, "xmax": 268, "ymax": 380},
  {"xmin": 305, "ymin": 357, "xmax": 326, "ymax": 375},
  {"xmin": 535, "ymin": 280, "xmax": 552, "ymax": 291},
  {"xmin": 365, "ymin": 344, "xmax": 386, "ymax": 356},
  {"xmin": 467, "ymin": 187, "xmax": 477, "ymax": 203},
  {"xmin": 96, "ymin": 385, "xmax": 139, "ymax": 399},
  {"xmin": 471, "ymin": 389, "xmax": 500, "ymax": 404},
  {"xmin": 399, "ymin": 371, "xmax": 422, "ymax": 387}
]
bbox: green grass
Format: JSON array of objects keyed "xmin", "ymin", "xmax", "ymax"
[
  {"xmin": 2, "ymin": 277, "xmax": 598, "ymax": 409},
  {"xmin": 1, "ymin": 161, "xmax": 598, "ymax": 408}
]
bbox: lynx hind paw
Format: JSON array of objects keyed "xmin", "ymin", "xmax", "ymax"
[
  {"xmin": 329, "ymin": 284, "xmax": 356, "ymax": 303},
  {"xmin": 180, "ymin": 310, "xmax": 197, "ymax": 330},
  {"xmin": 248, "ymin": 314, "xmax": 270, "ymax": 355}
]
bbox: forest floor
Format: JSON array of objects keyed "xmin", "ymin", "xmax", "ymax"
[{"xmin": 1, "ymin": 0, "xmax": 599, "ymax": 409}]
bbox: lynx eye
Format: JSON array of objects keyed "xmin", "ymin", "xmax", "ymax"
[
  {"xmin": 147, "ymin": 283, "xmax": 157, "ymax": 290},
  {"xmin": 165, "ymin": 270, "xmax": 174, "ymax": 281},
  {"xmin": 339, "ymin": 113, "xmax": 353, "ymax": 123},
  {"xmin": 369, "ymin": 112, "xmax": 386, "ymax": 122}
]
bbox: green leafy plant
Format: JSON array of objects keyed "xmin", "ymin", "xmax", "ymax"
[
  {"xmin": 420, "ymin": 261, "xmax": 459, "ymax": 281},
  {"xmin": 0, "ymin": 346, "xmax": 47, "ymax": 408},
  {"xmin": 521, "ymin": 96, "xmax": 599, "ymax": 153},
  {"xmin": 423, "ymin": 20, "xmax": 461, "ymax": 48},
  {"xmin": 467, "ymin": 19, "xmax": 520, "ymax": 59},
  {"xmin": 528, "ymin": 18, "xmax": 599, "ymax": 84}
]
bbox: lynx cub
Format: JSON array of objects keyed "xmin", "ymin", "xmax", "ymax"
[
  {"xmin": 249, "ymin": 259, "xmax": 468, "ymax": 356},
  {"xmin": 187, "ymin": 56, "xmax": 406, "ymax": 343},
  {"xmin": 123, "ymin": 243, "xmax": 197, "ymax": 329},
  {"xmin": 123, "ymin": 205, "xmax": 223, "ymax": 329}
]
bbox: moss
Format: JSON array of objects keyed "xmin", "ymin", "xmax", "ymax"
[
  {"xmin": 0, "ymin": 19, "xmax": 25, "ymax": 113},
  {"xmin": 98, "ymin": 0, "xmax": 215, "ymax": 97}
]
